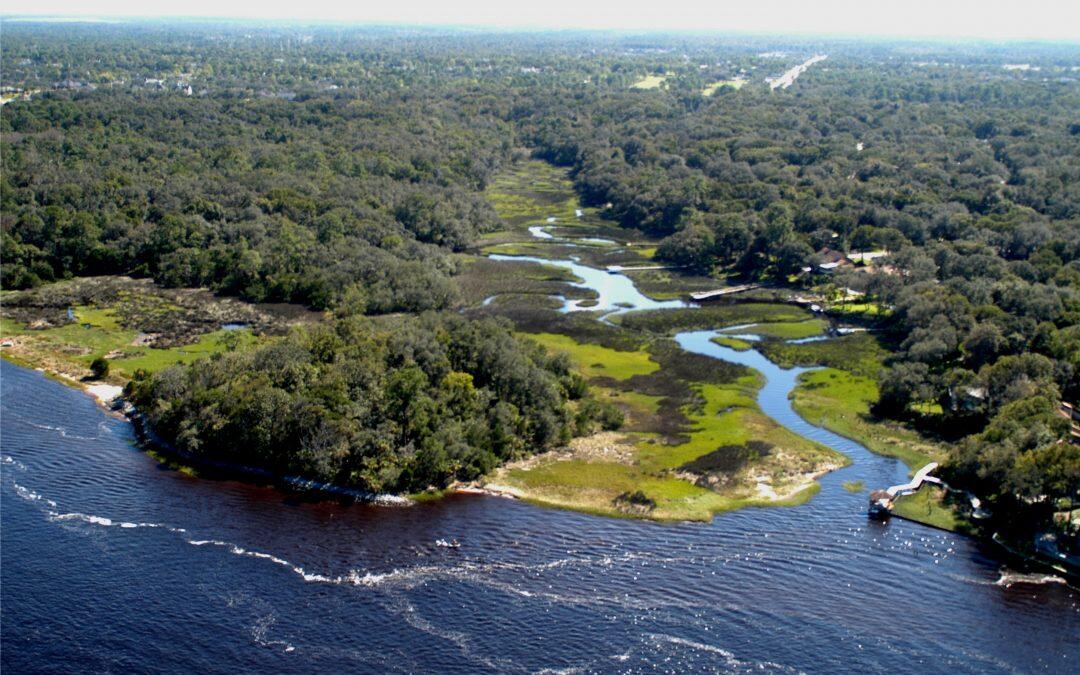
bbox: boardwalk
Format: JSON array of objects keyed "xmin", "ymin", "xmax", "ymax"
[
  {"xmin": 872, "ymin": 462, "xmax": 989, "ymax": 519},
  {"xmin": 885, "ymin": 462, "xmax": 939, "ymax": 498},
  {"xmin": 689, "ymin": 283, "xmax": 763, "ymax": 301},
  {"xmin": 607, "ymin": 264, "xmax": 679, "ymax": 273}
]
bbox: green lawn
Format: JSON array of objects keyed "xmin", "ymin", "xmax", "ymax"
[
  {"xmin": 790, "ymin": 367, "xmax": 944, "ymax": 469},
  {"xmin": 702, "ymin": 78, "xmax": 746, "ymax": 95},
  {"xmin": 891, "ymin": 486, "xmax": 975, "ymax": 534}
]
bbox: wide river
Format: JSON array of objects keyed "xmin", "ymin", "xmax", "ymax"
[{"xmin": 3, "ymin": 254, "xmax": 1079, "ymax": 671}]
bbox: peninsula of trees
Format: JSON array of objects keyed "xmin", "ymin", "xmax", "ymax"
[{"xmin": 1, "ymin": 23, "xmax": 1076, "ymax": 527}]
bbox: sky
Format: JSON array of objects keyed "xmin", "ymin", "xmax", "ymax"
[{"xmin": 5, "ymin": 0, "xmax": 1080, "ymax": 41}]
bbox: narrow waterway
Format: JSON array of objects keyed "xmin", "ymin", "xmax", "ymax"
[
  {"xmin": 3, "ymin": 240, "xmax": 1078, "ymax": 671},
  {"xmin": 488, "ymin": 254, "xmax": 689, "ymax": 317}
]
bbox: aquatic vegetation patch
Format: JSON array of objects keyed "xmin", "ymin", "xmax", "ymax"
[
  {"xmin": 723, "ymin": 319, "xmax": 826, "ymax": 340},
  {"xmin": 842, "ymin": 480, "xmax": 864, "ymax": 493},
  {"xmin": 758, "ymin": 332, "xmax": 887, "ymax": 378},
  {"xmin": 711, "ymin": 335, "xmax": 753, "ymax": 351},
  {"xmin": 522, "ymin": 333, "xmax": 659, "ymax": 381},
  {"xmin": 619, "ymin": 303, "xmax": 811, "ymax": 335}
]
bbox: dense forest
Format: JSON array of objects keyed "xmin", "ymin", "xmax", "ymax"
[
  {"xmin": 126, "ymin": 313, "xmax": 620, "ymax": 492},
  {"xmin": 1, "ymin": 23, "xmax": 1076, "ymax": 513}
]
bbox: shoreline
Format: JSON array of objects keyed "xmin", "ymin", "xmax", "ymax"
[{"xmin": 2, "ymin": 355, "xmax": 414, "ymax": 507}]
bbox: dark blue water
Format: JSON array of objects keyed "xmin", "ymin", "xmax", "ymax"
[{"xmin": 3, "ymin": 360, "xmax": 1078, "ymax": 672}]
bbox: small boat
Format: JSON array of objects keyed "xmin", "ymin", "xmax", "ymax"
[
  {"xmin": 867, "ymin": 490, "xmax": 893, "ymax": 519},
  {"xmin": 435, "ymin": 538, "xmax": 461, "ymax": 549}
]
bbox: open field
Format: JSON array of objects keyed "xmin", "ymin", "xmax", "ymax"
[
  {"xmin": 702, "ymin": 78, "xmax": 746, "ymax": 95},
  {"xmin": 630, "ymin": 74, "xmax": 668, "ymax": 89}
]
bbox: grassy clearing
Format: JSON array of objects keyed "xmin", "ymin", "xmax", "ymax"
[
  {"xmin": 2, "ymin": 303, "xmax": 262, "ymax": 383},
  {"xmin": 110, "ymin": 329, "xmax": 259, "ymax": 377},
  {"xmin": 702, "ymin": 78, "xmax": 746, "ymax": 95},
  {"xmin": 522, "ymin": 332, "xmax": 659, "ymax": 380},
  {"xmin": 630, "ymin": 74, "xmax": 668, "ymax": 89},
  {"xmin": 827, "ymin": 302, "xmax": 891, "ymax": 320},
  {"xmin": 891, "ymin": 486, "xmax": 975, "ymax": 534},
  {"xmin": 789, "ymin": 367, "xmax": 945, "ymax": 469}
]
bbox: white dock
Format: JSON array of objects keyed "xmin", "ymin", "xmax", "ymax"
[
  {"xmin": 885, "ymin": 462, "xmax": 939, "ymax": 498},
  {"xmin": 689, "ymin": 283, "xmax": 763, "ymax": 301}
]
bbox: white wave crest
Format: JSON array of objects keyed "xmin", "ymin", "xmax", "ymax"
[
  {"xmin": 996, "ymin": 570, "xmax": 1067, "ymax": 588},
  {"xmin": 12, "ymin": 482, "xmax": 58, "ymax": 508},
  {"xmin": 26, "ymin": 421, "xmax": 99, "ymax": 441},
  {"xmin": 2, "ymin": 455, "xmax": 28, "ymax": 471}
]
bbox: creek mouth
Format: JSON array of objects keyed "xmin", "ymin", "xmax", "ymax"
[
  {"xmin": 4, "ymin": 208, "xmax": 1078, "ymax": 672},
  {"xmin": 4, "ymin": 358, "xmax": 1078, "ymax": 672},
  {"xmin": 485, "ymin": 244, "xmax": 879, "ymax": 488}
]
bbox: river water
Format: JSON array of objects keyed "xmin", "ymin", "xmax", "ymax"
[{"xmin": 3, "ymin": 251, "xmax": 1079, "ymax": 671}]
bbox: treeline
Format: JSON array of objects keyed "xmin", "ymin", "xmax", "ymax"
[
  {"xmin": 127, "ymin": 313, "xmax": 621, "ymax": 491},
  {"xmin": 1, "ymin": 90, "xmax": 510, "ymax": 312}
]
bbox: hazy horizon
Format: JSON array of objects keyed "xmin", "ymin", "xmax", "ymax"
[{"xmin": 4, "ymin": 0, "xmax": 1079, "ymax": 42}]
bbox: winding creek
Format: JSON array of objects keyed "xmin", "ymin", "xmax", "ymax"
[{"xmin": 3, "ymin": 228, "xmax": 1079, "ymax": 671}]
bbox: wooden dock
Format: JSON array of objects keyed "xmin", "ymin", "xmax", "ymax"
[
  {"xmin": 885, "ymin": 462, "xmax": 940, "ymax": 498},
  {"xmin": 870, "ymin": 462, "xmax": 989, "ymax": 520},
  {"xmin": 689, "ymin": 283, "xmax": 763, "ymax": 301},
  {"xmin": 606, "ymin": 264, "xmax": 679, "ymax": 273}
]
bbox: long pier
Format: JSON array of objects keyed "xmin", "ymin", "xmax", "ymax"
[
  {"xmin": 689, "ymin": 283, "xmax": 764, "ymax": 301},
  {"xmin": 607, "ymin": 264, "xmax": 679, "ymax": 273}
]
